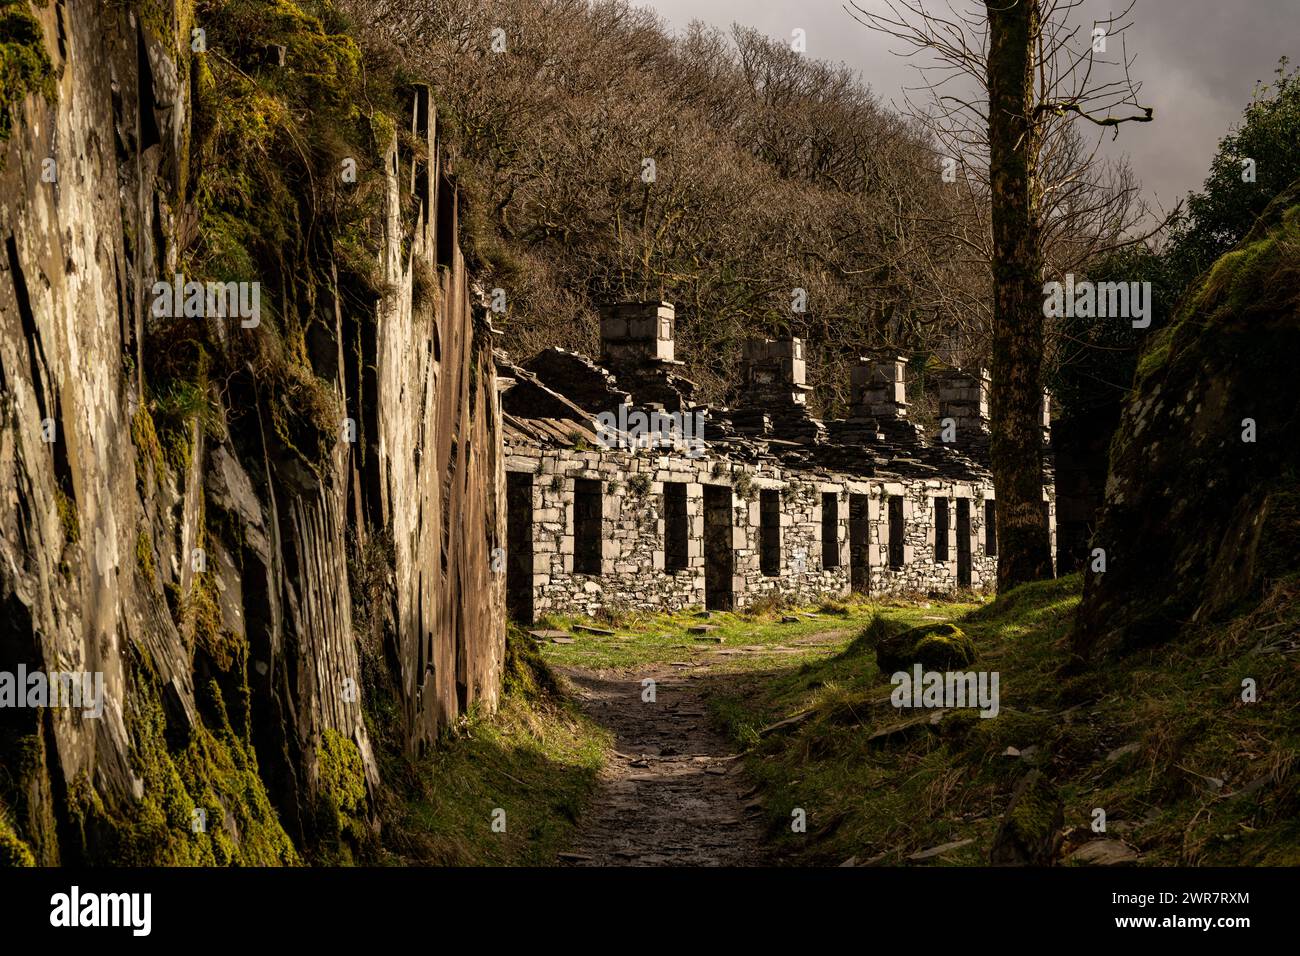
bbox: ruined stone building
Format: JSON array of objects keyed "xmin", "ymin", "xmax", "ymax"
[{"xmin": 496, "ymin": 302, "xmax": 1055, "ymax": 623}]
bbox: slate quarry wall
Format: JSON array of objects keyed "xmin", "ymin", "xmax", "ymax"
[{"xmin": 0, "ymin": 0, "xmax": 504, "ymax": 864}]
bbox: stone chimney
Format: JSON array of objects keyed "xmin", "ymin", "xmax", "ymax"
[
  {"xmin": 852, "ymin": 354, "xmax": 909, "ymax": 419},
  {"xmin": 935, "ymin": 366, "xmax": 991, "ymax": 440},
  {"xmin": 740, "ymin": 337, "xmax": 810, "ymax": 406},
  {"xmin": 599, "ymin": 301, "xmax": 675, "ymax": 366}
]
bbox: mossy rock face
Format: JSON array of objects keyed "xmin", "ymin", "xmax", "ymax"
[
  {"xmin": 0, "ymin": 0, "xmax": 57, "ymax": 149},
  {"xmin": 0, "ymin": 814, "xmax": 35, "ymax": 867},
  {"xmin": 317, "ymin": 729, "xmax": 366, "ymax": 818},
  {"xmin": 68, "ymin": 653, "xmax": 298, "ymax": 866},
  {"xmin": 875, "ymin": 622, "xmax": 976, "ymax": 673},
  {"xmin": 1075, "ymin": 181, "xmax": 1300, "ymax": 658},
  {"xmin": 313, "ymin": 728, "xmax": 370, "ymax": 864}
]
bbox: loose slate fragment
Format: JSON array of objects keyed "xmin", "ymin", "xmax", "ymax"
[
  {"xmin": 1067, "ymin": 840, "xmax": 1140, "ymax": 866},
  {"xmin": 908, "ymin": 838, "xmax": 974, "ymax": 861}
]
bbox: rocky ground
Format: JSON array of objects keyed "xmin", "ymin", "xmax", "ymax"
[
  {"xmin": 551, "ymin": 625, "xmax": 857, "ymax": 866},
  {"xmin": 557, "ymin": 664, "xmax": 768, "ymax": 866}
]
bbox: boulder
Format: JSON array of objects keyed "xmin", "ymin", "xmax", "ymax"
[
  {"xmin": 875, "ymin": 621, "xmax": 976, "ymax": 673},
  {"xmin": 1074, "ymin": 182, "xmax": 1300, "ymax": 658}
]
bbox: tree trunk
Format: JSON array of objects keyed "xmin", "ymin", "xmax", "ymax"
[{"xmin": 985, "ymin": 0, "xmax": 1054, "ymax": 590}]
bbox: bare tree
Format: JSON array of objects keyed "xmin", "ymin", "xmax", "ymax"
[{"xmin": 847, "ymin": 0, "xmax": 1153, "ymax": 589}]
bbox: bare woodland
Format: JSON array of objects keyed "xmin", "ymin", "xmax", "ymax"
[{"xmin": 344, "ymin": 0, "xmax": 1156, "ymax": 586}]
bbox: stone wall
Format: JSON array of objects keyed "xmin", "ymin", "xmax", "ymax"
[{"xmin": 503, "ymin": 439, "xmax": 1025, "ymax": 619}]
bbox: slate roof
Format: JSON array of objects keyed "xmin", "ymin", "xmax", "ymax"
[{"xmin": 496, "ymin": 347, "xmax": 1051, "ymax": 484}]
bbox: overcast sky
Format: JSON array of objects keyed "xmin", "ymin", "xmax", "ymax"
[{"xmin": 639, "ymin": 0, "xmax": 1296, "ymax": 213}]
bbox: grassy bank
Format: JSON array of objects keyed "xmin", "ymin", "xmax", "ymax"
[
  {"xmin": 711, "ymin": 574, "xmax": 1300, "ymax": 866},
  {"xmin": 377, "ymin": 633, "xmax": 610, "ymax": 866},
  {"xmin": 534, "ymin": 593, "xmax": 983, "ymax": 673},
  {"xmin": 373, "ymin": 575, "xmax": 1299, "ymax": 867}
]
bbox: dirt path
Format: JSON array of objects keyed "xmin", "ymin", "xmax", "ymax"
[{"xmin": 558, "ymin": 664, "xmax": 768, "ymax": 866}]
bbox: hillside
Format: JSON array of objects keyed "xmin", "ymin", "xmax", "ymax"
[
  {"xmin": 706, "ymin": 575, "xmax": 1299, "ymax": 866},
  {"xmin": 353, "ymin": 0, "xmax": 986, "ymax": 415}
]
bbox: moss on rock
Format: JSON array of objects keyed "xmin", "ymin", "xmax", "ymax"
[
  {"xmin": 0, "ymin": 0, "xmax": 57, "ymax": 150},
  {"xmin": 875, "ymin": 621, "xmax": 976, "ymax": 673},
  {"xmin": 68, "ymin": 651, "xmax": 298, "ymax": 865},
  {"xmin": 989, "ymin": 769, "xmax": 1064, "ymax": 865},
  {"xmin": 53, "ymin": 487, "xmax": 78, "ymax": 543},
  {"xmin": 314, "ymin": 727, "xmax": 369, "ymax": 863},
  {"xmin": 1137, "ymin": 187, "xmax": 1300, "ymax": 385},
  {"xmin": 131, "ymin": 404, "xmax": 167, "ymax": 483},
  {"xmin": 318, "ymin": 728, "xmax": 366, "ymax": 816},
  {"xmin": 135, "ymin": 529, "xmax": 157, "ymax": 580},
  {"xmin": 0, "ymin": 810, "xmax": 36, "ymax": 866},
  {"xmin": 1076, "ymin": 181, "xmax": 1300, "ymax": 657}
]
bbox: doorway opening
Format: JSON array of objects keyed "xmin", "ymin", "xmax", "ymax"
[
  {"xmin": 956, "ymin": 498, "xmax": 972, "ymax": 588},
  {"xmin": 506, "ymin": 472, "xmax": 534, "ymax": 622},
  {"xmin": 849, "ymin": 493, "xmax": 870, "ymax": 593},
  {"xmin": 703, "ymin": 485, "xmax": 734, "ymax": 610}
]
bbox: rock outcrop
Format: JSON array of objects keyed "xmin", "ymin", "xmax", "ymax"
[
  {"xmin": 0, "ymin": 0, "xmax": 504, "ymax": 864},
  {"xmin": 1073, "ymin": 181, "xmax": 1300, "ymax": 658}
]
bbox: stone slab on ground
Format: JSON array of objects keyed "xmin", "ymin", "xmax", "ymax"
[{"xmin": 1067, "ymin": 840, "xmax": 1140, "ymax": 866}]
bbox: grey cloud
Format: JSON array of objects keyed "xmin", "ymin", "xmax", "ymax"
[{"xmin": 642, "ymin": 0, "xmax": 1296, "ymax": 209}]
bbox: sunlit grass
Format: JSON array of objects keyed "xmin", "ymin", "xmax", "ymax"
[
  {"xmin": 709, "ymin": 573, "xmax": 1300, "ymax": 866},
  {"xmin": 532, "ymin": 592, "xmax": 984, "ymax": 673}
]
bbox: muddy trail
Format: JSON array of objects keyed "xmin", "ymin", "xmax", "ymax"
[{"xmin": 557, "ymin": 664, "xmax": 769, "ymax": 866}]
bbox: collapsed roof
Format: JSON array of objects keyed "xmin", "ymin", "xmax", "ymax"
[{"xmin": 497, "ymin": 301, "xmax": 1053, "ymax": 484}]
